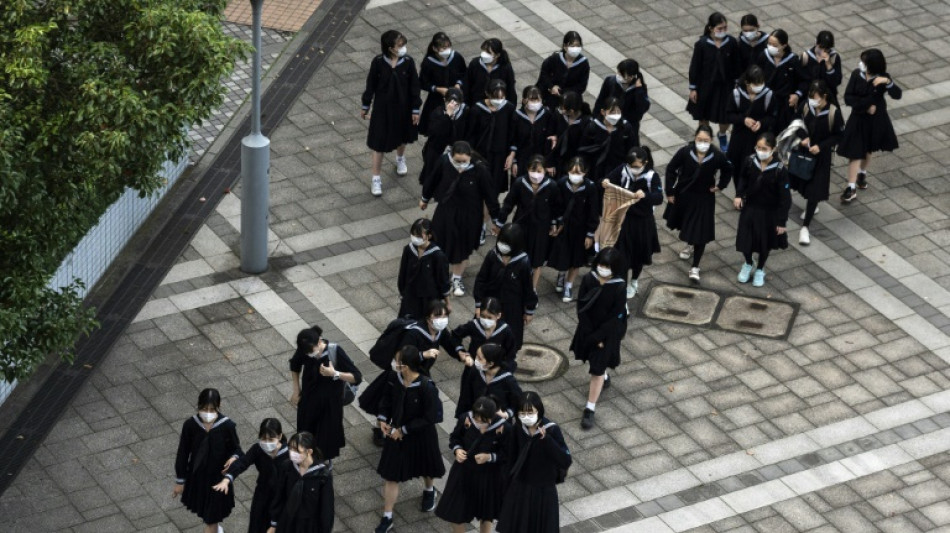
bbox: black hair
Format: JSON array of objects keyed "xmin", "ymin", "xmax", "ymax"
[
  {"xmin": 862, "ymin": 49, "xmax": 886, "ymax": 76},
  {"xmin": 295, "ymin": 327, "xmax": 321, "ymax": 359},
  {"xmin": 522, "ymin": 85, "xmax": 543, "ymax": 102},
  {"xmin": 565, "ymin": 156, "xmax": 588, "ymax": 174},
  {"xmin": 816, "ymin": 30, "xmax": 834, "ymax": 50},
  {"xmin": 496, "ymin": 223, "xmax": 526, "ymax": 256},
  {"xmin": 562, "ymin": 31, "xmax": 582, "ymax": 48},
  {"xmin": 559, "ymin": 91, "xmax": 591, "ymax": 117},
  {"xmin": 756, "ymin": 131, "xmax": 778, "ymax": 149},
  {"xmin": 617, "ymin": 59, "xmax": 641, "ymax": 82},
  {"xmin": 770, "ymin": 29, "xmax": 790, "ymax": 53},
  {"xmin": 445, "ymin": 87, "xmax": 463, "ymax": 104},
  {"xmin": 258, "ymin": 418, "xmax": 283, "ymax": 439},
  {"xmin": 451, "ymin": 140, "xmax": 472, "ymax": 157},
  {"xmin": 397, "ymin": 345, "xmax": 425, "ymax": 373},
  {"xmin": 425, "ymin": 299, "xmax": 449, "ymax": 318},
  {"xmin": 526, "ymin": 154, "xmax": 546, "ymax": 172},
  {"xmin": 807, "ymin": 79, "xmax": 831, "ymax": 100},
  {"xmin": 487, "ymin": 79, "xmax": 507, "ymax": 98},
  {"xmin": 601, "ymin": 96, "xmax": 622, "ymax": 115},
  {"xmin": 478, "ymin": 342, "xmax": 505, "ymax": 369},
  {"xmin": 740, "ymin": 65, "xmax": 766, "ymax": 87},
  {"xmin": 472, "ymin": 396, "xmax": 498, "ymax": 421},
  {"xmin": 704, "ymin": 12, "xmax": 728, "ymax": 36},
  {"xmin": 380, "ymin": 30, "xmax": 407, "ymax": 57},
  {"xmin": 626, "ymin": 146, "xmax": 654, "ymax": 171},
  {"xmin": 426, "ymin": 31, "xmax": 452, "ymax": 59},
  {"xmin": 480, "ymin": 296, "xmax": 503, "ymax": 317},
  {"xmin": 694, "ymin": 124, "xmax": 714, "ymax": 139},
  {"xmin": 289, "ymin": 432, "xmax": 324, "ymax": 461},
  {"xmin": 517, "ymin": 391, "xmax": 545, "ymax": 419},
  {"xmin": 197, "ymin": 388, "xmax": 221, "ymax": 410},
  {"xmin": 410, "ymin": 218, "xmax": 433, "ymax": 238},
  {"xmin": 481, "ymin": 38, "xmax": 510, "ymax": 66},
  {"xmin": 594, "ymin": 246, "xmax": 624, "ymax": 276},
  {"xmin": 740, "ymin": 14, "xmax": 759, "ymax": 28}
]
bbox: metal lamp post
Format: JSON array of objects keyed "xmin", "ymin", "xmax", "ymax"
[{"xmin": 240, "ymin": 0, "xmax": 271, "ymax": 273}]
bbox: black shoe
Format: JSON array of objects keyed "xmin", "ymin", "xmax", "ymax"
[
  {"xmin": 375, "ymin": 516, "xmax": 394, "ymax": 533},
  {"xmin": 581, "ymin": 408, "xmax": 595, "ymax": 430},
  {"xmin": 372, "ymin": 427, "xmax": 384, "ymax": 447},
  {"xmin": 602, "ymin": 375, "xmax": 611, "ymax": 390},
  {"xmin": 840, "ymin": 187, "xmax": 856, "ymax": 204},
  {"xmin": 856, "ymin": 172, "xmax": 868, "ymax": 189},
  {"xmin": 420, "ymin": 489, "xmax": 437, "ymax": 512}
]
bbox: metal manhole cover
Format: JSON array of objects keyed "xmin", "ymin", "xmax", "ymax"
[
  {"xmin": 514, "ymin": 343, "xmax": 567, "ymax": 382},
  {"xmin": 717, "ymin": 296, "xmax": 797, "ymax": 339},
  {"xmin": 641, "ymin": 285, "xmax": 721, "ymax": 326}
]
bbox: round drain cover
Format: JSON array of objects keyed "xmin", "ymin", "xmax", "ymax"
[{"xmin": 514, "ymin": 343, "xmax": 567, "ymax": 382}]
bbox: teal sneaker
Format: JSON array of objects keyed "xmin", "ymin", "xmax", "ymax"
[
  {"xmin": 738, "ymin": 263, "xmax": 754, "ymax": 283},
  {"xmin": 752, "ymin": 269, "xmax": 766, "ymax": 287}
]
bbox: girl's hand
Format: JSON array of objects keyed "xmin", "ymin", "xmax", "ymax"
[
  {"xmin": 635, "ymin": 78, "xmax": 643, "ymax": 88},
  {"xmin": 744, "ymin": 117, "xmax": 756, "ymax": 129},
  {"xmin": 809, "ymin": 145, "xmax": 820, "ymax": 155},
  {"xmin": 360, "ymin": 109, "xmax": 369, "ymax": 120},
  {"xmin": 800, "ymin": 138, "xmax": 810, "ymax": 147},
  {"xmin": 172, "ymin": 484, "xmax": 184, "ymax": 499},
  {"xmin": 867, "ymin": 105, "xmax": 877, "ymax": 115},
  {"xmin": 734, "ymin": 198, "xmax": 744, "ymax": 210},
  {"xmin": 436, "ymin": 87, "xmax": 448, "ymax": 95},
  {"xmin": 455, "ymin": 449, "xmax": 468, "ymax": 462},
  {"xmin": 776, "ymin": 226, "xmax": 787, "ymax": 236},
  {"xmin": 547, "ymin": 135, "xmax": 558, "ymax": 149},
  {"xmin": 537, "ymin": 425, "xmax": 547, "ymax": 439},
  {"xmin": 419, "ymin": 200, "xmax": 428, "ymax": 210},
  {"xmin": 496, "ymin": 409, "xmax": 509, "ymax": 420},
  {"xmin": 504, "ymin": 153, "xmax": 515, "ymax": 171},
  {"xmin": 601, "ymin": 179, "xmax": 610, "ymax": 189},
  {"xmin": 709, "ymin": 186, "xmax": 720, "ymax": 193},
  {"xmin": 411, "ymin": 113, "xmax": 420, "ymax": 126},
  {"xmin": 318, "ymin": 361, "xmax": 336, "ymax": 376},
  {"xmin": 474, "ymin": 453, "xmax": 491, "ymax": 464},
  {"xmin": 789, "ymin": 94, "xmax": 799, "ymax": 107},
  {"xmin": 222, "ymin": 456, "xmax": 237, "ymax": 473},
  {"xmin": 423, "ymin": 348, "xmax": 439, "ymax": 359},
  {"xmin": 667, "ymin": 195, "xmax": 675, "ymax": 204},
  {"xmin": 584, "ymin": 237, "xmax": 594, "ymax": 249},
  {"xmin": 267, "ymin": 528, "xmax": 277, "ymax": 533},
  {"xmin": 491, "ymin": 224, "xmax": 502, "ymax": 235},
  {"xmin": 597, "ymin": 342, "xmax": 604, "ymax": 348},
  {"xmin": 212, "ymin": 479, "xmax": 230, "ymax": 494},
  {"xmin": 463, "ymin": 355, "xmax": 474, "ymax": 367},
  {"xmin": 390, "ymin": 428, "xmax": 404, "ymax": 441},
  {"xmin": 524, "ymin": 314, "xmax": 533, "ymax": 325},
  {"xmin": 551, "ymin": 85, "xmax": 561, "ymax": 95},
  {"xmin": 379, "ymin": 421, "xmax": 392, "ymax": 435},
  {"xmin": 751, "ymin": 121, "xmax": 761, "ymax": 132},
  {"xmin": 688, "ymin": 90, "xmax": 697, "ymax": 103}
]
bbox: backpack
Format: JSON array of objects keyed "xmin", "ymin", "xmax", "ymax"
[
  {"xmin": 369, "ymin": 317, "xmax": 417, "ymax": 370},
  {"xmin": 326, "ymin": 343, "xmax": 358, "ymax": 406}
]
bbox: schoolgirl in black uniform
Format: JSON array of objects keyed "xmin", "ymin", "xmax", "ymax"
[
  {"xmin": 289, "ymin": 326, "xmax": 362, "ymax": 462},
  {"xmin": 397, "ymin": 218, "xmax": 451, "ymax": 319},
  {"xmin": 552, "ymin": 91, "xmax": 590, "ymax": 175},
  {"xmin": 507, "ymin": 86, "xmax": 559, "ymax": 175},
  {"xmin": 452, "ymin": 296, "xmax": 518, "ymax": 370},
  {"xmin": 456, "ymin": 343, "xmax": 524, "ymax": 419},
  {"xmin": 577, "ymin": 96, "xmax": 638, "ymax": 183},
  {"xmin": 418, "ymin": 86, "xmax": 469, "ymax": 186},
  {"xmin": 794, "ymin": 80, "xmax": 843, "ymax": 245},
  {"xmin": 572, "ymin": 248, "xmax": 627, "ymax": 429},
  {"xmin": 465, "ymin": 38, "xmax": 517, "ymax": 106},
  {"xmin": 550, "ymin": 157, "xmax": 600, "ymax": 303},
  {"xmin": 173, "ymin": 388, "xmax": 242, "ymax": 533},
  {"xmin": 725, "ymin": 65, "xmax": 777, "ymax": 172},
  {"xmin": 421, "ymin": 141, "xmax": 501, "ymax": 296},
  {"xmin": 838, "ymin": 48, "xmax": 901, "ymax": 203},
  {"xmin": 737, "ymin": 14, "xmax": 768, "ymax": 76},
  {"xmin": 663, "ymin": 125, "xmax": 733, "ymax": 283},
  {"xmin": 755, "ymin": 29, "xmax": 806, "ymax": 134},
  {"xmin": 267, "ymin": 432, "xmax": 334, "ymax": 533},
  {"xmin": 800, "ymin": 31, "xmax": 842, "ymax": 106},
  {"xmin": 468, "ymin": 79, "xmax": 516, "ymax": 195},
  {"xmin": 436, "ymin": 396, "xmax": 511, "ymax": 533},
  {"xmin": 606, "ymin": 146, "xmax": 664, "ymax": 299},
  {"xmin": 375, "ymin": 346, "xmax": 446, "ymax": 533},
  {"xmin": 213, "ymin": 419, "xmax": 289, "ymax": 533},
  {"xmin": 399, "ymin": 299, "xmax": 465, "ymax": 374},
  {"xmin": 495, "ymin": 154, "xmax": 563, "ymax": 290},
  {"xmin": 687, "ymin": 12, "xmax": 741, "ymax": 151},
  {"xmin": 536, "ymin": 31, "xmax": 590, "ymax": 111},
  {"xmin": 418, "ymin": 32, "xmax": 466, "ymax": 137},
  {"xmin": 592, "ymin": 58, "xmax": 651, "ymax": 138},
  {"xmin": 361, "ymin": 30, "xmax": 422, "ymax": 197},
  {"xmin": 734, "ymin": 132, "xmax": 791, "ymax": 288},
  {"xmin": 496, "ymin": 392, "xmax": 572, "ymax": 533},
  {"xmin": 474, "ymin": 224, "xmax": 538, "ymax": 351}
]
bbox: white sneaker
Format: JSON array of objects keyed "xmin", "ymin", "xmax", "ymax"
[
  {"xmin": 395, "ymin": 157, "xmax": 408, "ymax": 176},
  {"xmin": 800, "ymin": 206, "xmax": 818, "ymax": 220},
  {"xmin": 218, "ymin": 526, "xmax": 224, "ymax": 533},
  {"xmin": 452, "ymin": 278, "xmax": 465, "ymax": 297},
  {"xmin": 689, "ymin": 267, "xmax": 700, "ymax": 282},
  {"xmin": 799, "ymin": 226, "xmax": 811, "ymax": 245},
  {"xmin": 562, "ymin": 286, "xmax": 573, "ymax": 303},
  {"xmin": 626, "ymin": 279, "xmax": 638, "ymax": 299},
  {"xmin": 371, "ymin": 176, "xmax": 382, "ymax": 197},
  {"xmin": 679, "ymin": 245, "xmax": 693, "ymax": 260}
]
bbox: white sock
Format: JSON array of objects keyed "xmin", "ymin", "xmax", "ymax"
[
  {"xmin": 586, "ymin": 401, "xmax": 596, "ymax": 411},
  {"xmin": 372, "ymin": 174, "xmax": 381, "ymax": 180},
  {"xmin": 424, "ymin": 487, "xmax": 434, "ymax": 493},
  {"xmin": 847, "ymin": 183, "xmax": 856, "ymax": 190},
  {"xmin": 564, "ymin": 282, "xmax": 572, "ymax": 291},
  {"xmin": 383, "ymin": 511, "xmax": 393, "ymax": 519},
  {"xmin": 452, "ymin": 274, "xmax": 461, "ymax": 281},
  {"xmin": 396, "ymin": 155, "xmax": 406, "ymax": 162}
]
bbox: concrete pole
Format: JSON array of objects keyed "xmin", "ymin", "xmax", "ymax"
[{"xmin": 240, "ymin": 0, "xmax": 270, "ymax": 274}]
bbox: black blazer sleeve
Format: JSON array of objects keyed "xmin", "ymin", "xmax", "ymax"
[
  {"xmin": 335, "ymin": 345, "xmax": 363, "ymax": 385},
  {"xmin": 174, "ymin": 420, "xmax": 192, "ymax": 483},
  {"xmin": 361, "ymin": 57, "xmax": 380, "ymax": 110},
  {"xmin": 397, "ymin": 246, "xmax": 412, "ymax": 296},
  {"xmin": 317, "ymin": 473, "xmax": 335, "ymax": 533},
  {"xmin": 540, "ymin": 424, "xmax": 573, "ymax": 470},
  {"xmin": 406, "ymin": 381, "xmax": 441, "ymax": 433}
]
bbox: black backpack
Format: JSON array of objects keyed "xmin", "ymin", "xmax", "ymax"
[{"xmin": 369, "ymin": 317, "xmax": 417, "ymax": 370}]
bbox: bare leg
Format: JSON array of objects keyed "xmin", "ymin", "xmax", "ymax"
[
  {"xmin": 383, "ymin": 481, "xmax": 399, "ymax": 512},
  {"xmin": 372, "ymin": 151, "xmax": 384, "ymax": 176},
  {"xmin": 718, "ymin": 122, "xmax": 730, "ymax": 135},
  {"xmin": 846, "ymin": 159, "xmax": 862, "ymax": 185},
  {"xmin": 588, "ymin": 374, "xmax": 605, "ymax": 404},
  {"xmin": 479, "ymin": 520, "xmax": 494, "ymax": 533},
  {"xmin": 423, "ymin": 477, "xmax": 434, "ymax": 489},
  {"xmin": 565, "ymin": 267, "xmax": 579, "ymax": 285},
  {"xmin": 204, "ymin": 524, "xmax": 217, "ymax": 533},
  {"xmin": 451, "ymin": 524, "xmax": 467, "ymax": 533},
  {"xmin": 531, "ymin": 267, "xmax": 542, "ymax": 291},
  {"xmin": 860, "ymin": 153, "xmax": 871, "ymax": 172},
  {"xmin": 451, "ymin": 261, "xmax": 466, "ymax": 277},
  {"xmin": 396, "ymin": 144, "xmax": 406, "ymax": 158}
]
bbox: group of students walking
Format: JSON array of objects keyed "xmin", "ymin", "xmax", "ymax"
[{"xmin": 171, "ymin": 11, "xmax": 904, "ymax": 533}]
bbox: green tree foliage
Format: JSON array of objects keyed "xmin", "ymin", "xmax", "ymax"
[{"xmin": 0, "ymin": 0, "xmax": 249, "ymax": 382}]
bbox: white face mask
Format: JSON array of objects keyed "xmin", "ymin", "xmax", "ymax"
[
  {"xmin": 438, "ymin": 48, "xmax": 452, "ymax": 58},
  {"xmin": 742, "ymin": 30, "xmax": 758, "ymax": 40},
  {"xmin": 596, "ymin": 266, "xmax": 612, "ymax": 278},
  {"xmin": 616, "ymin": 73, "xmax": 632, "ymax": 85},
  {"xmin": 479, "ymin": 317, "xmax": 496, "ymax": 329},
  {"xmin": 808, "ymin": 98, "xmax": 821, "ymax": 108},
  {"xmin": 714, "ymin": 30, "xmax": 728, "ymax": 39},
  {"xmin": 767, "ymin": 44, "xmax": 781, "ymax": 57},
  {"xmin": 490, "ymin": 98, "xmax": 507, "ymax": 108},
  {"xmin": 858, "ymin": 61, "xmax": 867, "ymax": 73},
  {"xmin": 480, "ymin": 51, "xmax": 495, "ymax": 63},
  {"xmin": 568, "ymin": 173, "xmax": 585, "ymax": 185},
  {"xmin": 628, "ymin": 165, "xmax": 644, "ymax": 175},
  {"xmin": 260, "ymin": 441, "xmax": 280, "ymax": 453},
  {"xmin": 528, "ymin": 171, "xmax": 544, "ymax": 183},
  {"xmin": 756, "ymin": 149, "xmax": 772, "ymax": 161},
  {"xmin": 526, "ymin": 101, "xmax": 542, "ymax": 112},
  {"xmin": 452, "ymin": 160, "xmax": 470, "ymax": 172},
  {"xmin": 695, "ymin": 141, "xmax": 711, "ymax": 153},
  {"xmin": 396, "ymin": 46, "xmax": 407, "ymax": 58},
  {"xmin": 391, "ymin": 360, "xmax": 401, "ymax": 372},
  {"xmin": 566, "ymin": 46, "xmax": 582, "ymax": 58},
  {"xmin": 748, "ymin": 84, "xmax": 764, "ymax": 94},
  {"xmin": 496, "ymin": 242, "xmax": 511, "ymax": 255},
  {"xmin": 605, "ymin": 113, "xmax": 622, "ymax": 125},
  {"xmin": 410, "ymin": 235, "xmax": 425, "ymax": 247},
  {"xmin": 473, "ymin": 420, "xmax": 488, "ymax": 431},
  {"xmin": 198, "ymin": 411, "xmax": 216, "ymax": 423},
  {"xmin": 474, "ymin": 360, "xmax": 486, "ymax": 371},
  {"xmin": 431, "ymin": 317, "xmax": 449, "ymax": 331},
  {"xmin": 519, "ymin": 413, "xmax": 538, "ymax": 426},
  {"xmin": 289, "ymin": 451, "xmax": 304, "ymax": 465}
]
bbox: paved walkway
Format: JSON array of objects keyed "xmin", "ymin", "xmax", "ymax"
[{"xmin": 2, "ymin": 0, "xmax": 950, "ymax": 532}]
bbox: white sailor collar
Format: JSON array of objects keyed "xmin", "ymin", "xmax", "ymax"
[
  {"xmin": 479, "ymin": 369, "xmax": 512, "ymax": 384},
  {"xmin": 559, "ymin": 51, "xmax": 588, "ymax": 66},
  {"xmin": 408, "ymin": 323, "xmax": 442, "ymax": 342},
  {"xmin": 474, "ymin": 320, "xmax": 509, "ymax": 338},
  {"xmin": 764, "ymin": 48, "xmax": 795, "ymax": 67},
  {"xmin": 740, "ymin": 32, "xmax": 769, "ymax": 46},
  {"xmin": 704, "ymin": 35, "xmax": 733, "ymax": 46},
  {"xmin": 409, "ymin": 243, "xmax": 442, "ymax": 257},
  {"xmin": 193, "ymin": 414, "xmax": 231, "ymax": 430},
  {"xmin": 516, "ymin": 107, "xmax": 547, "ymax": 121},
  {"xmin": 426, "ymin": 50, "xmax": 456, "ymax": 65},
  {"xmin": 690, "ymin": 149, "xmax": 715, "ymax": 163},
  {"xmin": 519, "ymin": 175, "xmax": 553, "ymax": 192},
  {"xmin": 476, "ymin": 101, "xmax": 508, "ymax": 113},
  {"xmin": 467, "ymin": 412, "xmax": 507, "ymax": 432}
]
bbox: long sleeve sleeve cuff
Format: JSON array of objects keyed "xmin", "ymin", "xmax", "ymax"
[
  {"xmin": 377, "ymin": 415, "xmax": 387, "ymax": 421},
  {"xmin": 688, "ymin": 84, "xmax": 697, "ymax": 90},
  {"xmin": 585, "ymin": 231, "xmax": 595, "ymax": 237},
  {"xmin": 451, "ymin": 445, "xmax": 462, "ymax": 451},
  {"xmin": 401, "ymin": 426, "xmax": 409, "ymax": 435},
  {"xmin": 412, "ymin": 109, "xmax": 420, "ymax": 115},
  {"xmin": 225, "ymin": 474, "xmax": 234, "ymax": 482},
  {"xmin": 362, "ymin": 105, "xmax": 370, "ymax": 111},
  {"xmin": 525, "ymin": 308, "xmax": 536, "ymax": 315},
  {"xmin": 175, "ymin": 478, "xmax": 185, "ymax": 484}
]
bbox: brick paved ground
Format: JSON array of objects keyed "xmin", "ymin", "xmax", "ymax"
[{"xmin": 2, "ymin": 0, "xmax": 950, "ymax": 531}]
